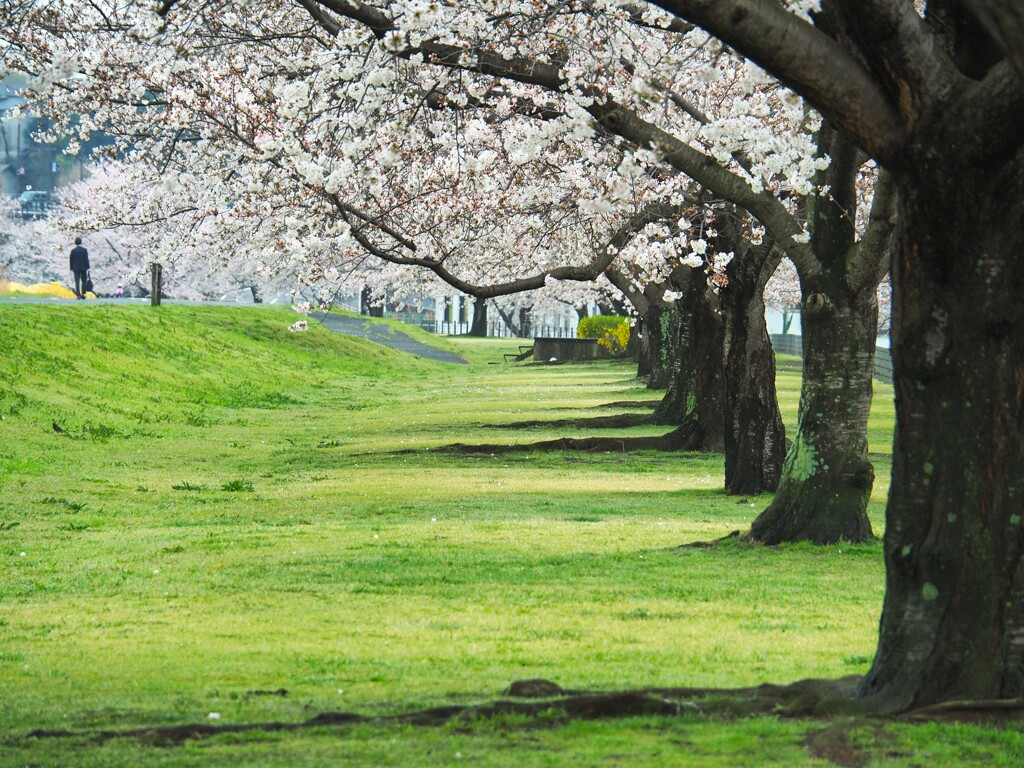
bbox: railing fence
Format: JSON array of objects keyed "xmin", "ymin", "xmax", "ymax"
[{"xmin": 770, "ymin": 334, "xmax": 893, "ymax": 384}]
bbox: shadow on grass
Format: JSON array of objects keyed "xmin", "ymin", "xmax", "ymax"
[
  {"xmin": 439, "ymin": 422, "xmax": 708, "ymax": 455},
  {"xmin": 553, "ymin": 399, "xmax": 660, "ymax": 411}
]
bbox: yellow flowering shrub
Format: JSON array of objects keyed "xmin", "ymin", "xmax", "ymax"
[{"xmin": 577, "ymin": 315, "xmax": 630, "ymax": 355}]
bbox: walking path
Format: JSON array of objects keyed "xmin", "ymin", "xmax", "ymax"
[{"xmin": 312, "ymin": 312, "xmax": 468, "ymax": 365}]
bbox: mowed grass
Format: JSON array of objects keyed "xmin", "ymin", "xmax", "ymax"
[{"xmin": 0, "ymin": 304, "xmax": 1019, "ymax": 767}]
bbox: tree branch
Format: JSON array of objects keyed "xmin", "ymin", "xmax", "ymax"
[
  {"xmin": 956, "ymin": 59, "xmax": 1024, "ymax": 161},
  {"xmin": 962, "ymin": 0, "xmax": 1024, "ymax": 79},
  {"xmin": 157, "ymin": 0, "xmax": 178, "ymax": 18},
  {"xmin": 604, "ymin": 265, "xmax": 653, "ymax": 317},
  {"xmin": 313, "ymin": 0, "xmax": 395, "ymax": 38},
  {"xmin": 343, "ymin": 200, "xmax": 680, "ymax": 300},
  {"xmin": 332, "ymin": 195, "xmax": 419, "ymax": 253},
  {"xmin": 650, "ymin": 0, "xmax": 907, "ymax": 162},
  {"xmin": 591, "ymin": 100, "xmax": 820, "ymax": 279},
  {"xmin": 617, "ymin": 3, "xmax": 695, "ymax": 34},
  {"xmin": 835, "ymin": 0, "xmax": 958, "ymax": 125},
  {"xmin": 852, "ymin": 168, "xmax": 898, "ymax": 292},
  {"xmin": 295, "ymin": 0, "xmax": 341, "ymax": 36},
  {"xmin": 302, "ymin": 0, "xmax": 819, "ymax": 278}
]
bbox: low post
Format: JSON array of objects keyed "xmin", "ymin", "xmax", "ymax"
[{"xmin": 150, "ymin": 263, "xmax": 162, "ymax": 306}]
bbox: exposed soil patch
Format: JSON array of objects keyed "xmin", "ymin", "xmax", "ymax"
[
  {"xmin": 803, "ymin": 721, "xmax": 877, "ymax": 767},
  {"xmin": 440, "ymin": 423, "xmax": 716, "ymax": 456},
  {"xmin": 899, "ymin": 698, "xmax": 1024, "ymax": 725}
]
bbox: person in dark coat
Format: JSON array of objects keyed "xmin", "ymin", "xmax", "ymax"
[{"xmin": 69, "ymin": 237, "xmax": 90, "ymax": 299}]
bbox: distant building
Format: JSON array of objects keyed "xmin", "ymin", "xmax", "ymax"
[
  {"xmin": 1, "ymin": 75, "xmax": 100, "ymax": 199},
  {"xmin": 0, "ymin": 79, "xmax": 27, "ymax": 197},
  {"xmin": 0, "ymin": 78, "xmax": 63, "ymax": 198},
  {"xmin": 348, "ymin": 287, "xmax": 580, "ymax": 338},
  {"xmin": 18, "ymin": 189, "xmax": 51, "ymax": 219}
]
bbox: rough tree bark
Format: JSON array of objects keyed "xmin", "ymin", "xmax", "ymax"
[
  {"xmin": 750, "ymin": 124, "xmax": 892, "ymax": 543},
  {"xmin": 636, "ymin": 296, "xmax": 672, "ymax": 387},
  {"xmin": 718, "ymin": 230, "xmax": 786, "ymax": 495},
  {"xmin": 750, "ymin": 274, "xmax": 878, "ymax": 543},
  {"xmin": 604, "ymin": 268, "xmax": 672, "ymax": 386},
  {"xmin": 292, "ymin": 0, "xmax": 1024, "ymax": 710},
  {"xmin": 649, "ymin": 267, "xmax": 726, "ymax": 451},
  {"xmin": 646, "ymin": 0, "xmax": 1024, "ymax": 711},
  {"xmin": 858, "ymin": 142, "xmax": 1024, "ymax": 711},
  {"xmin": 468, "ymin": 297, "xmax": 488, "ymax": 337},
  {"xmin": 624, "ymin": 239, "xmax": 786, "ymax": 490}
]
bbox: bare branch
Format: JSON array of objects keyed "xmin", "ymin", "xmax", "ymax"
[
  {"xmin": 331, "ymin": 195, "xmax": 419, "ymax": 253},
  {"xmin": 295, "ymin": 0, "xmax": 341, "ymax": 36},
  {"xmin": 617, "ymin": 3, "xmax": 695, "ymax": 34},
  {"xmin": 604, "ymin": 265, "xmax": 652, "ymax": 317}
]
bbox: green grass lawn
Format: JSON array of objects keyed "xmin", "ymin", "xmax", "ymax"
[{"xmin": 0, "ymin": 304, "xmax": 1019, "ymax": 766}]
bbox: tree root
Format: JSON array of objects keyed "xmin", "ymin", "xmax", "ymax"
[
  {"xmin": 36, "ymin": 674, "xmax": 1024, "ymax": 748},
  {"xmin": 484, "ymin": 414, "xmax": 652, "ymax": 430},
  {"xmin": 23, "ymin": 691, "xmax": 682, "ymax": 747},
  {"xmin": 591, "ymin": 400, "xmax": 661, "ymax": 410},
  {"xmin": 443, "ymin": 424, "xmax": 713, "ymax": 455},
  {"xmin": 899, "ymin": 698, "xmax": 1024, "ymax": 724},
  {"xmin": 26, "ymin": 675, "xmax": 1023, "ymax": 748},
  {"xmin": 676, "ymin": 530, "xmax": 746, "ymax": 549},
  {"xmin": 444, "ymin": 435, "xmax": 676, "ymax": 454}
]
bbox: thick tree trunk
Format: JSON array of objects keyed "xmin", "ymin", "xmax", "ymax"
[
  {"xmin": 635, "ymin": 314, "xmax": 654, "ymax": 378},
  {"xmin": 750, "ymin": 122, "xmax": 884, "ymax": 542},
  {"xmin": 518, "ymin": 307, "xmax": 531, "ymax": 339},
  {"xmin": 469, "ymin": 297, "xmax": 488, "ymax": 337},
  {"xmin": 859, "ymin": 160, "xmax": 1024, "ymax": 710},
  {"xmin": 605, "ymin": 271, "xmax": 671, "ymax": 386},
  {"xmin": 638, "ymin": 300, "xmax": 672, "ymax": 388},
  {"xmin": 720, "ymin": 242, "xmax": 786, "ymax": 495},
  {"xmin": 750, "ymin": 278, "xmax": 877, "ymax": 543},
  {"xmin": 650, "ymin": 269, "xmax": 725, "ymax": 451}
]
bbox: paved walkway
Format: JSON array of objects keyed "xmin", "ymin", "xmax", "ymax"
[{"xmin": 312, "ymin": 312, "xmax": 468, "ymax": 365}]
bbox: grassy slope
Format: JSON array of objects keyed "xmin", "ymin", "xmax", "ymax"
[{"xmin": 0, "ymin": 305, "xmax": 1017, "ymax": 767}]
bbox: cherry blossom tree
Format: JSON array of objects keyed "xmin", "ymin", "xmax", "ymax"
[
  {"xmin": 54, "ymin": 162, "xmax": 314, "ymax": 301},
  {"xmin": 1, "ymin": 0, "xmax": 886, "ymax": 501},
  {"xmin": 649, "ymin": 0, "xmax": 1024, "ymax": 712},
  {"xmin": 749, "ymin": 124, "xmax": 897, "ymax": 544},
  {"xmin": 8, "ymin": 0, "xmax": 1005, "ymax": 714},
  {"xmin": 0, "ymin": 194, "xmax": 128, "ymax": 294},
  {"xmin": 250, "ymin": 0, "xmax": 891, "ymax": 504},
  {"xmin": 0, "ymin": 195, "xmax": 62, "ymax": 284}
]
